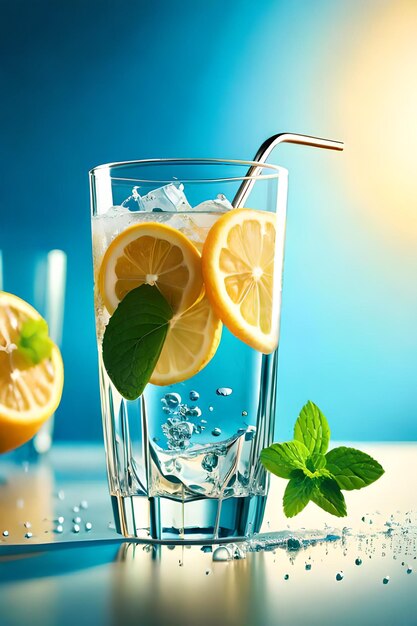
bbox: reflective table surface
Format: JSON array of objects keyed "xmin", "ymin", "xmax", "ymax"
[{"xmin": 0, "ymin": 443, "xmax": 416, "ymax": 626}]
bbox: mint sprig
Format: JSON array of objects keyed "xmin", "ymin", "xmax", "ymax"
[
  {"xmin": 260, "ymin": 401, "xmax": 384, "ymax": 518},
  {"xmin": 102, "ymin": 284, "xmax": 172, "ymax": 400},
  {"xmin": 16, "ymin": 318, "xmax": 54, "ymax": 365}
]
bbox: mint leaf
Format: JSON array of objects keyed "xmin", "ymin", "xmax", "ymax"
[
  {"xmin": 325, "ymin": 446, "xmax": 385, "ymax": 491},
  {"xmin": 260, "ymin": 440, "xmax": 309, "ymax": 479},
  {"xmin": 294, "ymin": 400, "xmax": 330, "ymax": 455},
  {"xmin": 306, "ymin": 453, "xmax": 327, "ymax": 472},
  {"xmin": 283, "ymin": 472, "xmax": 314, "ymax": 517},
  {"xmin": 17, "ymin": 318, "xmax": 53, "ymax": 365},
  {"xmin": 102, "ymin": 284, "xmax": 172, "ymax": 400},
  {"xmin": 261, "ymin": 401, "xmax": 385, "ymax": 519},
  {"xmin": 311, "ymin": 477, "xmax": 347, "ymax": 517}
]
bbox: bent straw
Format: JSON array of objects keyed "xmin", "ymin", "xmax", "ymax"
[{"xmin": 232, "ymin": 132, "xmax": 344, "ymax": 208}]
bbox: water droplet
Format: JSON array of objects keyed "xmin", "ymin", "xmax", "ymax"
[
  {"xmin": 2, "ymin": 530, "xmax": 9, "ymax": 537},
  {"xmin": 226, "ymin": 543, "xmax": 246, "ymax": 560},
  {"xmin": 287, "ymin": 538, "xmax": 302, "ymax": 551},
  {"xmin": 216, "ymin": 387, "xmax": 232, "ymax": 397},
  {"xmin": 209, "ymin": 406, "xmax": 214, "ymax": 412},
  {"xmin": 164, "ymin": 392, "xmax": 181, "ymax": 408},
  {"xmin": 407, "ymin": 567, "xmax": 413, "ymax": 574},
  {"xmin": 383, "ymin": 576, "xmax": 390, "ymax": 584},
  {"xmin": 73, "ymin": 516, "xmax": 82, "ymax": 524},
  {"xmin": 212, "ymin": 427, "xmax": 221, "ymax": 437},
  {"xmin": 205, "ymin": 570, "xmax": 211, "ymax": 575},
  {"xmin": 72, "ymin": 506, "xmax": 80, "ymax": 513},
  {"xmin": 355, "ymin": 558, "xmax": 362, "ymax": 566},
  {"xmin": 305, "ymin": 563, "xmax": 312, "ymax": 571},
  {"xmin": 57, "ymin": 490, "xmax": 65, "ymax": 500},
  {"xmin": 212, "ymin": 546, "xmax": 232, "ymax": 562},
  {"xmin": 24, "ymin": 532, "xmax": 32, "ymax": 539},
  {"xmin": 57, "ymin": 516, "xmax": 65, "ymax": 524},
  {"xmin": 85, "ymin": 522, "xmax": 93, "ymax": 531},
  {"xmin": 73, "ymin": 524, "xmax": 80, "ymax": 533},
  {"xmin": 55, "ymin": 525, "xmax": 64, "ymax": 534},
  {"xmin": 189, "ymin": 390, "xmax": 200, "ymax": 402},
  {"xmin": 284, "ymin": 574, "xmax": 289, "ymax": 580},
  {"xmin": 241, "ymin": 410, "xmax": 248, "ymax": 416},
  {"xmin": 336, "ymin": 572, "xmax": 344, "ymax": 581},
  {"xmin": 80, "ymin": 500, "xmax": 88, "ymax": 510},
  {"xmin": 201, "ymin": 545, "xmax": 212, "ymax": 553},
  {"xmin": 24, "ymin": 521, "xmax": 31, "ymax": 529}
]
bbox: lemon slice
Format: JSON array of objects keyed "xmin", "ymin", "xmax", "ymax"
[
  {"xmin": 202, "ymin": 208, "xmax": 278, "ymax": 354},
  {"xmin": 150, "ymin": 293, "xmax": 222, "ymax": 386},
  {"xmin": 0, "ymin": 292, "xmax": 64, "ymax": 454},
  {"xmin": 98, "ymin": 222, "xmax": 203, "ymax": 315}
]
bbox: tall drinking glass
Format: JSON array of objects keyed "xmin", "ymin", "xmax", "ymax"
[{"xmin": 90, "ymin": 160, "xmax": 288, "ymax": 541}]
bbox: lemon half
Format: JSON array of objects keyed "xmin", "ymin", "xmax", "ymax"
[{"xmin": 0, "ymin": 292, "xmax": 64, "ymax": 454}]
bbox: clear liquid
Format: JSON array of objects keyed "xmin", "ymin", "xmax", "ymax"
[{"xmin": 92, "ymin": 208, "xmax": 278, "ymax": 536}]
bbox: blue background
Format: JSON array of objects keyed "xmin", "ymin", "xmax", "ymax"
[{"xmin": 1, "ymin": 0, "xmax": 416, "ymax": 441}]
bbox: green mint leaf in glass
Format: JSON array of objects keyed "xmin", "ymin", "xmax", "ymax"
[
  {"xmin": 260, "ymin": 440, "xmax": 309, "ymax": 479},
  {"xmin": 283, "ymin": 471, "xmax": 314, "ymax": 517},
  {"xmin": 325, "ymin": 446, "xmax": 385, "ymax": 491},
  {"xmin": 311, "ymin": 477, "xmax": 347, "ymax": 517},
  {"xmin": 102, "ymin": 284, "xmax": 172, "ymax": 401},
  {"xmin": 294, "ymin": 400, "xmax": 330, "ymax": 455},
  {"xmin": 17, "ymin": 318, "xmax": 54, "ymax": 365}
]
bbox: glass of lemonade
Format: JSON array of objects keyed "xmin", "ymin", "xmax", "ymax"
[{"xmin": 90, "ymin": 159, "xmax": 288, "ymax": 541}]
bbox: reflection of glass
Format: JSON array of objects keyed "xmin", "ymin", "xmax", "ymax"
[
  {"xmin": 112, "ymin": 542, "xmax": 267, "ymax": 626},
  {"xmin": 0, "ymin": 248, "xmax": 67, "ymax": 455},
  {"xmin": 90, "ymin": 160, "xmax": 287, "ymax": 541}
]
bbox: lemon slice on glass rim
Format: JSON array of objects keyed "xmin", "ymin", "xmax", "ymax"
[
  {"xmin": 202, "ymin": 208, "xmax": 279, "ymax": 354},
  {"xmin": 0, "ymin": 292, "xmax": 64, "ymax": 454},
  {"xmin": 98, "ymin": 221, "xmax": 204, "ymax": 315}
]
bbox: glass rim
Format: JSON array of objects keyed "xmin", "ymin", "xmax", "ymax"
[{"xmin": 89, "ymin": 158, "xmax": 287, "ymax": 184}]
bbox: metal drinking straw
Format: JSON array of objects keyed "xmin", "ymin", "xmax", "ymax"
[{"xmin": 232, "ymin": 132, "xmax": 344, "ymax": 208}]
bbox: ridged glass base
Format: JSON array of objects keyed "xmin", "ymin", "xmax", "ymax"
[{"xmin": 111, "ymin": 494, "xmax": 267, "ymax": 542}]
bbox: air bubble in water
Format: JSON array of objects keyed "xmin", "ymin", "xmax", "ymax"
[
  {"xmin": 216, "ymin": 387, "xmax": 232, "ymax": 396},
  {"xmin": 185, "ymin": 406, "xmax": 202, "ymax": 418},
  {"xmin": 202, "ymin": 453, "xmax": 218, "ymax": 472},
  {"xmin": 212, "ymin": 427, "xmax": 221, "ymax": 437},
  {"xmin": 189, "ymin": 390, "xmax": 200, "ymax": 401},
  {"xmin": 162, "ymin": 418, "xmax": 194, "ymax": 450},
  {"xmin": 164, "ymin": 393, "xmax": 181, "ymax": 408},
  {"xmin": 242, "ymin": 410, "xmax": 248, "ymax": 416}
]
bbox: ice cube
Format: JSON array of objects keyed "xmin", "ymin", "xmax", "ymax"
[
  {"xmin": 193, "ymin": 194, "xmax": 232, "ymax": 212},
  {"xmin": 136, "ymin": 182, "xmax": 192, "ymax": 212}
]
